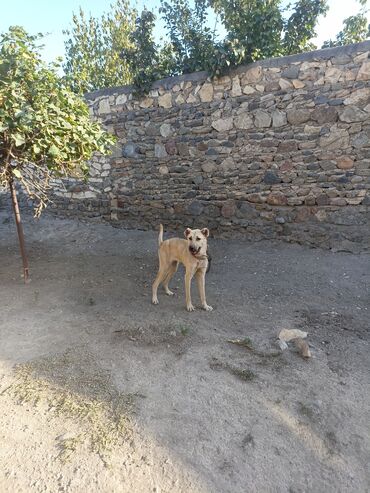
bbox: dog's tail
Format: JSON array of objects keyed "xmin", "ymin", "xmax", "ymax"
[
  {"xmin": 206, "ymin": 248, "xmax": 212, "ymax": 273},
  {"xmin": 158, "ymin": 224, "xmax": 164, "ymax": 247}
]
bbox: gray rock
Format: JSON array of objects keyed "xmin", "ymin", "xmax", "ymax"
[
  {"xmin": 267, "ymin": 192, "xmax": 287, "ymax": 205},
  {"xmin": 238, "ymin": 202, "xmax": 259, "ymax": 218},
  {"xmin": 357, "ymin": 61, "xmax": 370, "ymax": 80},
  {"xmin": 275, "ymin": 216, "xmax": 286, "ymax": 224},
  {"xmin": 116, "ymin": 93, "xmax": 127, "ymax": 105},
  {"xmin": 331, "ymin": 54, "xmax": 351, "ymax": 65},
  {"xmin": 159, "ymin": 165, "xmax": 169, "ymax": 175},
  {"xmin": 123, "ymin": 143, "xmax": 138, "ymax": 158},
  {"xmin": 199, "ymin": 83, "xmax": 214, "ymax": 102},
  {"xmin": 282, "ymin": 66, "xmax": 300, "ymax": 79},
  {"xmin": 110, "ymin": 144, "xmax": 123, "ymax": 158},
  {"xmin": 264, "ymin": 171, "xmax": 281, "ymax": 184},
  {"xmin": 234, "ymin": 113, "xmax": 253, "ymax": 129},
  {"xmin": 279, "ymin": 78, "xmax": 293, "ymax": 90},
  {"xmin": 173, "ymin": 165, "xmax": 187, "ymax": 173},
  {"xmin": 220, "ymin": 157, "xmax": 236, "ymax": 170},
  {"xmin": 165, "ymin": 141, "xmax": 177, "ymax": 155},
  {"xmin": 362, "ymin": 194, "xmax": 370, "ymax": 205},
  {"xmin": 160, "ymin": 123, "xmax": 173, "ymax": 138},
  {"xmin": 155, "ymin": 144, "xmax": 168, "ymax": 158},
  {"xmin": 331, "ymin": 240, "xmax": 363, "ymax": 254},
  {"xmin": 192, "ymin": 175, "xmax": 203, "ymax": 185},
  {"xmin": 287, "ymin": 109, "xmax": 311, "ymax": 125},
  {"xmin": 212, "ymin": 118, "xmax": 234, "ymax": 132},
  {"xmin": 254, "ymin": 110, "xmax": 271, "ymax": 128},
  {"xmin": 146, "ymin": 123, "xmax": 159, "ymax": 136},
  {"xmin": 319, "ymin": 128, "xmax": 350, "ymax": 150},
  {"xmin": 221, "ymin": 200, "xmax": 236, "ymax": 218},
  {"xmin": 339, "ymin": 107, "xmax": 368, "ymax": 123},
  {"xmin": 242, "ymin": 66, "xmax": 262, "ymax": 84},
  {"xmin": 158, "ymin": 93, "xmax": 172, "ymax": 108},
  {"xmin": 98, "ymin": 98, "xmax": 110, "ymax": 114},
  {"xmin": 315, "ymin": 96, "xmax": 328, "ymax": 105},
  {"xmin": 316, "ymin": 194, "xmax": 329, "ymax": 205},
  {"xmin": 352, "ymin": 132, "xmax": 369, "ymax": 148},
  {"xmin": 187, "ymin": 201, "xmax": 204, "ymax": 215},
  {"xmin": 312, "ymin": 106, "xmax": 338, "ymax": 124},
  {"xmin": 177, "ymin": 143, "xmax": 189, "ymax": 156},
  {"xmin": 344, "ymin": 88, "xmax": 369, "ymax": 105},
  {"xmin": 231, "ymin": 77, "xmax": 242, "ymax": 97},
  {"xmin": 272, "ymin": 110, "xmax": 287, "ymax": 128},
  {"xmin": 185, "ymin": 190, "xmax": 197, "ymax": 198},
  {"xmin": 202, "ymin": 161, "xmax": 216, "ymax": 173}
]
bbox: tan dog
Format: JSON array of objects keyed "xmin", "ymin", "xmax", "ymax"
[{"xmin": 152, "ymin": 224, "xmax": 213, "ymax": 312}]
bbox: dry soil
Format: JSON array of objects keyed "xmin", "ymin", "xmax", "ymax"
[{"xmin": 0, "ymin": 208, "xmax": 369, "ymax": 493}]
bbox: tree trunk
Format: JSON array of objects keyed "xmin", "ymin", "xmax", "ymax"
[{"xmin": 9, "ymin": 179, "xmax": 30, "ymax": 283}]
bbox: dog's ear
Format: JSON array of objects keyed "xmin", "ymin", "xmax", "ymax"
[
  {"xmin": 201, "ymin": 228, "xmax": 209, "ymax": 238},
  {"xmin": 184, "ymin": 228, "xmax": 192, "ymax": 238}
]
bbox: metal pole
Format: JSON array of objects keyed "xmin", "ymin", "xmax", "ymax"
[{"xmin": 9, "ymin": 179, "xmax": 30, "ymax": 283}]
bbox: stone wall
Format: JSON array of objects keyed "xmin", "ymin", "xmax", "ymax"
[{"xmin": 51, "ymin": 41, "xmax": 370, "ymax": 251}]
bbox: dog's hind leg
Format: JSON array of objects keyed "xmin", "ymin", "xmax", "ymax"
[
  {"xmin": 152, "ymin": 259, "xmax": 169, "ymax": 305},
  {"xmin": 163, "ymin": 261, "xmax": 178, "ymax": 296}
]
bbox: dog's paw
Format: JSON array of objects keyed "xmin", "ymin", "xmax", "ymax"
[
  {"xmin": 186, "ymin": 304, "xmax": 196, "ymax": 312},
  {"xmin": 152, "ymin": 298, "xmax": 159, "ymax": 305},
  {"xmin": 203, "ymin": 304, "xmax": 213, "ymax": 311},
  {"xmin": 165, "ymin": 289, "xmax": 174, "ymax": 296}
]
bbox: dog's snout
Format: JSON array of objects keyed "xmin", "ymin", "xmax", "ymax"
[{"xmin": 189, "ymin": 244, "xmax": 200, "ymax": 255}]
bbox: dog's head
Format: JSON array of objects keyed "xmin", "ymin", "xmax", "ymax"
[{"xmin": 184, "ymin": 227, "xmax": 209, "ymax": 257}]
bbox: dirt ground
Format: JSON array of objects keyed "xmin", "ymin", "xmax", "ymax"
[{"xmin": 0, "ymin": 207, "xmax": 369, "ymax": 493}]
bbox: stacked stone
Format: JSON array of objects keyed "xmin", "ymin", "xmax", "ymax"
[
  {"xmin": 50, "ymin": 153, "xmax": 111, "ymax": 218},
  {"xmin": 51, "ymin": 41, "xmax": 370, "ymax": 251}
]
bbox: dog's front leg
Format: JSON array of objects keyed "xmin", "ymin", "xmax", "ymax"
[
  {"xmin": 185, "ymin": 268, "xmax": 195, "ymax": 311},
  {"xmin": 196, "ymin": 269, "xmax": 213, "ymax": 311}
]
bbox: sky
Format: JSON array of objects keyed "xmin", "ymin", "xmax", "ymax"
[{"xmin": 0, "ymin": 0, "xmax": 369, "ymax": 66}]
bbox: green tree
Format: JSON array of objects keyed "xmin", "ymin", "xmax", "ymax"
[
  {"xmin": 156, "ymin": 0, "xmax": 329, "ymax": 79},
  {"xmin": 121, "ymin": 9, "xmax": 165, "ymax": 95},
  {"xmin": 322, "ymin": 0, "xmax": 370, "ymax": 48},
  {"xmin": 0, "ymin": 27, "xmax": 115, "ymax": 281},
  {"xmin": 63, "ymin": 0, "xmax": 136, "ymax": 93},
  {"xmin": 211, "ymin": 0, "xmax": 285, "ymax": 64},
  {"xmin": 210, "ymin": 0, "xmax": 328, "ymax": 66},
  {"xmin": 282, "ymin": 0, "xmax": 329, "ymax": 54},
  {"xmin": 159, "ymin": 0, "xmax": 220, "ymax": 74},
  {"xmin": 63, "ymin": 0, "xmax": 330, "ymax": 92}
]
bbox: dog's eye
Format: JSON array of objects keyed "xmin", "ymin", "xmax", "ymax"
[
  {"xmin": 189, "ymin": 236, "xmax": 192, "ymax": 241},
  {"xmin": 196, "ymin": 237, "xmax": 201, "ymax": 241}
]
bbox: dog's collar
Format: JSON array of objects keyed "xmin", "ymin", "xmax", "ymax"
[{"xmin": 192, "ymin": 252, "xmax": 208, "ymax": 260}]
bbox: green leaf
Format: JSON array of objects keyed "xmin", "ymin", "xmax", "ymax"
[
  {"xmin": 12, "ymin": 169, "xmax": 22, "ymax": 179},
  {"xmin": 48, "ymin": 144, "xmax": 60, "ymax": 157},
  {"xmin": 13, "ymin": 133, "xmax": 26, "ymax": 146}
]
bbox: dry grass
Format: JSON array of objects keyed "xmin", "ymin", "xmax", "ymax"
[
  {"xmin": 57, "ymin": 434, "xmax": 83, "ymax": 463},
  {"xmin": 228, "ymin": 337, "xmax": 282, "ymax": 358},
  {"xmin": 209, "ymin": 357, "xmax": 256, "ymax": 382},
  {"xmin": 228, "ymin": 366, "xmax": 256, "ymax": 381},
  {"xmin": 4, "ymin": 348, "xmax": 138, "ymax": 465}
]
